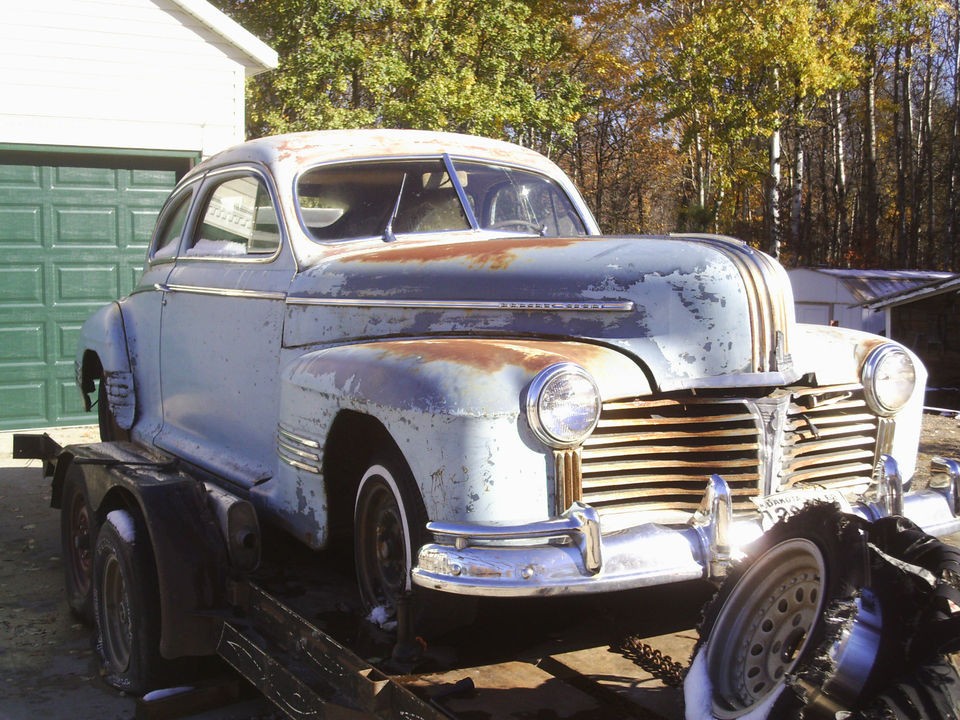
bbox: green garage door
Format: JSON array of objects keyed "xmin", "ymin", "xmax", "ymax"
[{"xmin": 0, "ymin": 155, "xmax": 184, "ymax": 430}]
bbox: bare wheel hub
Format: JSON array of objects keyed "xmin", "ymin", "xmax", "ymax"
[{"xmin": 706, "ymin": 538, "xmax": 826, "ymax": 717}]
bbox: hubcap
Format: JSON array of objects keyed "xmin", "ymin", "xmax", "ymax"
[
  {"xmin": 707, "ymin": 538, "xmax": 826, "ymax": 717},
  {"xmin": 69, "ymin": 493, "xmax": 92, "ymax": 595}
]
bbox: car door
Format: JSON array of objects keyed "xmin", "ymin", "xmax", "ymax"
[{"xmin": 156, "ymin": 166, "xmax": 294, "ymax": 489}]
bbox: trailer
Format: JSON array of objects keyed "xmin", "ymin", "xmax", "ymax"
[{"xmin": 14, "ymin": 433, "xmax": 710, "ymax": 720}]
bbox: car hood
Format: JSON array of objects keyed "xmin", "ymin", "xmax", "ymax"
[{"xmin": 284, "ymin": 234, "xmax": 797, "ymax": 391}]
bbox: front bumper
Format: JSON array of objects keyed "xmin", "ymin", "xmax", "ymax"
[{"xmin": 412, "ymin": 456, "xmax": 960, "ymax": 597}]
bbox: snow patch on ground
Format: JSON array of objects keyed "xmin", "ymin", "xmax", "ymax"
[
  {"xmin": 142, "ymin": 686, "xmax": 194, "ymax": 702},
  {"xmin": 367, "ymin": 605, "xmax": 398, "ymax": 631},
  {"xmin": 107, "ymin": 509, "xmax": 135, "ymax": 544}
]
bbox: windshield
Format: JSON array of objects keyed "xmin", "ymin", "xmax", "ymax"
[{"xmin": 296, "ymin": 158, "xmax": 586, "ymax": 242}]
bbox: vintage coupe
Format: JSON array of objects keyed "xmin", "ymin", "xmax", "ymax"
[{"xmin": 76, "ymin": 130, "xmax": 960, "ymax": 637}]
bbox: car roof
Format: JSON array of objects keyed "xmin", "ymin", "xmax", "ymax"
[{"xmin": 187, "ymin": 129, "xmax": 567, "ymax": 182}]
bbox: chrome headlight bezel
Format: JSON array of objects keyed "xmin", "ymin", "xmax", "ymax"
[
  {"xmin": 525, "ymin": 363, "xmax": 602, "ymax": 449},
  {"xmin": 862, "ymin": 344, "xmax": 916, "ymax": 416}
]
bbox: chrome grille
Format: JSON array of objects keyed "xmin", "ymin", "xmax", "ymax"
[
  {"xmin": 576, "ymin": 385, "xmax": 880, "ymax": 516},
  {"xmin": 782, "ymin": 384, "xmax": 878, "ymax": 493},
  {"xmin": 581, "ymin": 397, "xmax": 762, "ymax": 514}
]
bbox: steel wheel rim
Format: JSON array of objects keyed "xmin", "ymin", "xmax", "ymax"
[
  {"xmin": 68, "ymin": 491, "xmax": 92, "ymax": 595},
  {"xmin": 358, "ymin": 480, "xmax": 407, "ymax": 607},
  {"xmin": 101, "ymin": 554, "xmax": 132, "ymax": 671},
  {"xmin": 707, "ymin": 538, "xmax": 826, "ymax": 717}
]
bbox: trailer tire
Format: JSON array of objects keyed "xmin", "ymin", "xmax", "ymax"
[
  {"xmin": 93, "ymin": 508, "xmax": 165, "ymax": 694},
  {"xmin": 688, "ymin": 505, "xmax": 871, "ymax": 719},
  {"xmin": 354, "ymin": 453, "xmax": 474, "ymax": 639},
  {"xmin": 61, "ymin": 476, "xmax": 94, "ymax": 625}
]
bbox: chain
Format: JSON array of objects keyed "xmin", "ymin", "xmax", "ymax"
[{"xmin": 618, "ymin": 635, "xmax": 687, "ymax": 688}]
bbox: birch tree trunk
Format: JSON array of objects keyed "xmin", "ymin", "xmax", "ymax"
[{"xmin": 863, "ymin": 47, "xmax": 880, "ymax": 264}]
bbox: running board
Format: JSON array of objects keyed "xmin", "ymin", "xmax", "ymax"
[{"xmin": 219, "ymin": 581, "xmax": 450, "ymax": 720}]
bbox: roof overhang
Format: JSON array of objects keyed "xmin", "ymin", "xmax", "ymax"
[
  {"xmin": 864, "ymin": 276, "xmax": 960, "ymax": 310},
  {"xmin": 171, "ymin": 0, "xmax": 278, "ymax": 77}
]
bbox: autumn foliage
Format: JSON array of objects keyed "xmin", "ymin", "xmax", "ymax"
[{"xmin": 213, "ymin": 0, "xmax": 960, "ymax": 270}]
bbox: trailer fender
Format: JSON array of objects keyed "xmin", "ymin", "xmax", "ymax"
[
  {"xmin": 57, "ymin": 447, "xmax": 229, "ymax": 659},
  {"xmin": 76, "ymin": 302, "xmax": 135, "ymax": 429}
]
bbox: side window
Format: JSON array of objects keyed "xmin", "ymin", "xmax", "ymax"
[
  {"xmin": 151, "ymin": 192, "xmax": 192, "ymax": 261},
  {"xmin": 187, "ymin": 175, "xmax": 281, "ymax": 258}
]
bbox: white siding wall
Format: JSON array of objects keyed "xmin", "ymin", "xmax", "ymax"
[
  {"xmin": 0, "ymin": 0, "xmax": 255, "ymax": 156},
  {"xmin": 788, "ymin": 269, "xmax": 866, "ymax": 331}
]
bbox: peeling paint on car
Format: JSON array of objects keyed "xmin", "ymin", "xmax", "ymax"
[{"xmin": 74, "ymin": 130, "xmax": 946, "ymax": 606}]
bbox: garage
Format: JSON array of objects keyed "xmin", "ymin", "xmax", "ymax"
[
  {"xmin": 0, "ymin": 0, "xmax": 277, "ymax": 429},
  {"xmin": 0, "ymin": 152, "xmax": 196, "ymax": 429}
]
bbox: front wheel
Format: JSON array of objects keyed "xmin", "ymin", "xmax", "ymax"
[
  {"xmin": 354, "ymin": 463, "xmax": 421, "ymax": 614},
  {"xmin": 353, "ymin": 456, "xmax": 474, "ymax": 639},
  {"xmin": 93, "ymin": 509, "xmax": 165, "ymax": 694}
]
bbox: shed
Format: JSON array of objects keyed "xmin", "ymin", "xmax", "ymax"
[
  {"xmin": 865, "ymin": 277, "xmax": 960, "ymax": 397},
  {"xmin": 787, "ymin": 268, "xmax": 954, "ymax": 334},
  {"xmin": 0, "ymin": 0, "xmax": 277, "ymax": 430}
]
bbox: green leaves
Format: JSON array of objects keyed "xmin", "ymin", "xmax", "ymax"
[{"xmin": 213, "ymin": 0, "xmax": 582, "ymax": 140}]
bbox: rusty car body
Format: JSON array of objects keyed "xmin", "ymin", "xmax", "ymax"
[{"xmin": 75, "ymin": 130, "xmax": 960, "ymax": 621}]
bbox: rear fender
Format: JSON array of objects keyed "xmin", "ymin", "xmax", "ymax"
[
  {"xmin": 76, "ymin": 302, "xmax": 135, "ymax": 429},
  {"xmin": 273, "ymin": 339, "xmax": 650, "ymax": 529}
]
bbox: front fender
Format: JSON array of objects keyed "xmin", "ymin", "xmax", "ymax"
[
  {"xmin": 77, "ymin": 302, "xmax": 134, "ymax": 428},
  {"xmin": 277, "ymin": 338, "xmax": 651, "ymax": 525}
]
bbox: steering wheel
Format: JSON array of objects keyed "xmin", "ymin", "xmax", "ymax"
[{"xmin": 487, "ymin": 219, "xmax": 544, "ymax": 234}]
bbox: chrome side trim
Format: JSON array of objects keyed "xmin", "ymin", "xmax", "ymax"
[
  {"xmin": 286, "ymin": 296, "xmax": 635, "ymax": 312},
  {"xmin": 156, "ymin": 284, "xmax": 287, "ymax": 301},
  {"xmin": 276, "ymin": 425, "xmax": 322, "ymax": 474},
  {"xmin": 278, "ymin": 425, "xmax": 321, "ymax": 449}
]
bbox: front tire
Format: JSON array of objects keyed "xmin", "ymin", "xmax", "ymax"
[
  {"xmin": 93, "ymin": 509, "xmax": 165, "ymax": 694},
  {"xmin": 353, "ymin": 453, "xmax": 475, "ymax": 639},
  {"xmin": 354, "ymin": 462, "xmax": 422, "ymax": 614}
]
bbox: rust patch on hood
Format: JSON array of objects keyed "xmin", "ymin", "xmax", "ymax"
[
  {"xmin": 378, "ymin": 338, "xmax": 612, "ymax": 375},
  {"xmin": 352, "ymin": 237, "xmax": 582, "ymax": 271}
]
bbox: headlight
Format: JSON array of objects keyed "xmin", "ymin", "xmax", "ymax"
[
  {"xmin": 526, "ymin": 363, "xmax": 601, "ymax": 448},
  {"xmin": 862, "ymin": 344, "xmax": 916, "ymax": 416}
]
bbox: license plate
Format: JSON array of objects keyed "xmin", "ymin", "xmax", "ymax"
[{"xmin": 751, "ymin": 489, "xmax": 851, "ymax": 530}]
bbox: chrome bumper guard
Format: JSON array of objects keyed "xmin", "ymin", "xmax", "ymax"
[{"xmin": 412, "ymin": 455, "xmax": 960, "ymax": 597}]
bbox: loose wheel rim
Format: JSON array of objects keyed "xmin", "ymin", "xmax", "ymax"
[
  {"xmin": 68, "ymin": 491, "xmax": 92, "ymax": 596},
  {"xmin": 706, "ymin": 538, "xmax": 826, "ymax": 718},
  {"xmin": 357, "ymin": 480, "xmax": 407, "ymax": 607},
  {"xmin": 101, "ymin": 554, "xmax": 132, "ymax": 671}
]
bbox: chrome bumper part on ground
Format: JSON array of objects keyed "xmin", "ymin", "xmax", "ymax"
[{"xmin": 412, "ymin": 456, "xmax": 960, "ymax": 598}]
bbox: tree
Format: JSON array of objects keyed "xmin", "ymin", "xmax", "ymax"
[
  {"xmin": 638, "ymin": 0, "xmax": 863, "ymax": 255},
  {"xmin": 211, "ymin": 0, "xmax": 583, "ymax": 144}
]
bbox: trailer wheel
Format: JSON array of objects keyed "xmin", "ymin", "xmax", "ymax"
[
  {"xmin": 93, "ymin": 508, "xmax": 164, "ymax": 694},
  {"xmin": 97, "ymin": 375, "xmax": 130, "ymax": 442},
  {"xmin": 689, "ymin": 505, "xmax": 870, "ymax": 719},
  {"xmin": 61, "ymin": 476, "xmax": 94, "ymax": 624}
]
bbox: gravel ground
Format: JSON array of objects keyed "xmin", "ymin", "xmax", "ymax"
[{"xmin": 917, "ymin": 411, "xmax": 960, "ymax": 482}]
